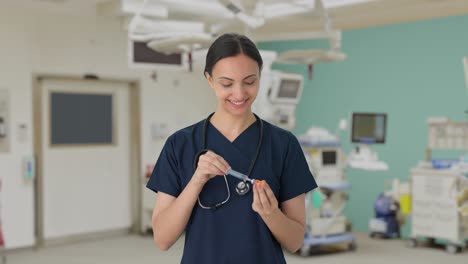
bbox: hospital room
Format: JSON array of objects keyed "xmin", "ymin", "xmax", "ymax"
[{"xmin": 1, "ymin": 0, "xmax": 468, "ymax": 263}]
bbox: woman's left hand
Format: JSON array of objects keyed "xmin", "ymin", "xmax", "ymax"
[{"xmin": 252, "ymin": 180, "xmax": 279, "ymax": 218}]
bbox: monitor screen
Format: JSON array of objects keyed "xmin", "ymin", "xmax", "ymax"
[
  {"xmin": 277, "ymin": 79, "xmax": 301, "ymax": 99},
  {"xmin": 322, "ymin": 151, "xmax": 337, "ymax": 165},
  {"xmin": 128, "ymin": 40, "xmax": 185, "ymax": 70},
  {"xmin": 133, "ymin": 41, "xmax": 182, "ymax": 65},
  {"xmin": 351, "ymin": 113, "xmax": 387, "ymax": 144}
]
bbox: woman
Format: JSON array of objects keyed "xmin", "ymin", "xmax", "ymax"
[{"xmin": 147, "ymin": 33, "xmax": 317, "ymax": 264}]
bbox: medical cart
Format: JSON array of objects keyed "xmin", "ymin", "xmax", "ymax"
[
  {"xmin": 299, "ymin": 138, "xmax": 356, "ymax": 256},
  {"xmin": 407, "ymin": 118, "xmax": 468, "ymax": 253}
]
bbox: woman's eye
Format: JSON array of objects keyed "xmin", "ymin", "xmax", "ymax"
[
  {"xmin": 221, "ymin": 83, "xmax": 232, "ymax": 88},
  {"xmin": 244, "ymin": 80, "xmax": 256, "ymax": 85}
]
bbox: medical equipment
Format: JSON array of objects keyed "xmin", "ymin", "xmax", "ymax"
[
  {"xmin": 128, "ymin": 38, "xmax": 188, "ymax": 70},
  {"xmin": 369, "ymin": 193, "xmax": 401, "ymax": 239},
  {"xmin": 218, "ymin": 0, "xmax": 265, "ymax": 29},
  {"xmin": 194, "ymin": 112, "xmax": 264, "ymax": 209},
  {"xmin": 252, "ymin": 70, "xmax": 304, "ymax": 130},
  {"xmin": 226, "ymin": 168, "xmax": 257, "ymax": 195},
  {"xmin": 369, "ymin": 179, "xmax": 409, "ymax": 239},
  {"xmin": 348, "ymin": 112, "xmax": 389, "ymax": 171},
  {"xmin": 225, "ymin": 168, "xmax": 254, "ymax": 184},
  {"xmin": 299, "ymin": 128, "xmax": 356, "ymax": 255},
  {"xmin": 408, "ymin": 169, "xmax": 468, "ymax": 253},
  {"xmin": 197, "ymin": 174, "xmax": 231, "ymax": 210},
  {"xmin": 407, "ymin": 117, "xmax": 468, "ymax": 254},
  {"xmin": 427, "ymin": 117, "xmax": 468, "ymax": 151},
  {"xmin": 369, "ymin": 193, "xmax": 401, "ymax": 238},
  {"xmin": 275, "ymin": 0, "xmax": 346, "ymax": 79},
  {"xmin": 226, "ymin": 168, "xmax": 256, "ymax": 185},
  {"xmin": 127, "ymin": 0, "xmax": 212, "ymax": 71}
]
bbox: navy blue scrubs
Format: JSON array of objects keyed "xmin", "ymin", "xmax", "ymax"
[{"xmin": 147, "ymin": 117, "xmax": 317, "ymax": 264}]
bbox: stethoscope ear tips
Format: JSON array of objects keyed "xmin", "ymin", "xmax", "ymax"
[{"xmin": 236, "ymin": 181, "xmax": 250, "ymax": 195}]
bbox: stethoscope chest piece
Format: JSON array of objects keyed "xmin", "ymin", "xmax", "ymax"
[{"xmin": 236, "ymin": 181, "xmax": 250, "ymax": 195}]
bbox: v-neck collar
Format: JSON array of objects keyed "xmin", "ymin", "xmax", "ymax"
[
  {"xmin": 208, "ymin": 118, "xmax": 259, "ymax": 144},
  {"xmin": 205, "ymin": 119, "xmax": 260, "ymax": 176}
]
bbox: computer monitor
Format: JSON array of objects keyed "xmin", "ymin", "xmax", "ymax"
[
  {"xmin": 351, "ymin": 113, "xmax": 387, "ymax": 144},
  {"xmin": 269, "ymin": 72, "xmax": 304, "ymax": 104},
  {"xmin": 128, "ymin": 40, "xmax": 187, "ymax": 70}
]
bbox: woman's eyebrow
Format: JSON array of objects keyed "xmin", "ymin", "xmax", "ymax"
[
  {"xmin": 218, "ymin": 74, "xmax": 257, "ymax": 81},
  {"xmin": 243, "ymin": 74, "xmax": 257, "ymax": 80},
  {"xmin": 219, "ymin": 77, "xmax": 234, "ymax": 81}
]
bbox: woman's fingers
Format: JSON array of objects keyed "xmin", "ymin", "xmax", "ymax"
[
  {"xmin": 198, "ymin": 155, "xmax": 226, "ymax": 175},
  {"xmin": 252, "ymin": 185, "xmax": 263, "ymax": 212},
  {"xmin": 256, "ymin": 183, "xmax": 271, "ymax": 208},
  {"xmin": 202, "ymin": 151, "xmax": 229, "ymax": 174},
  {"xmin": 198, "ymin": 160, "xmax": 224, "ymax": 175},
  {"xmin": 253, "ymin": 181, "xmax": 279, "ymax": 216},
  {"xmin": 263, "ymin": 183, "xmax": 278, "ymax": 207}
]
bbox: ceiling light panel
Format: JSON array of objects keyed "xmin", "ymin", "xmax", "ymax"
[{"xmin": 322, "ymin": 0, "xmax": 379, "ymax": 8}]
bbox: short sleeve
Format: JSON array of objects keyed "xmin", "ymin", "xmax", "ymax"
[
  {"xmin": 146, "ymin": 135, "xmax": 182, "ymax": 197},
  {"xmin": 279, "ymin": 133, "xmax": 317, "ymax": 203}
]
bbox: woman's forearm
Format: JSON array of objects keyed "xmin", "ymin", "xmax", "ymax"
[
  {"xmin": 152, "ymin": 179, "xmax": 204, "ymax": 250},
  {"xmin": 261, "ymin": 208, "xmax": 305, "ymax": 253},
  {"xmin": 153, "ymin": 150, "xmax": 230, "ymax": 250}
]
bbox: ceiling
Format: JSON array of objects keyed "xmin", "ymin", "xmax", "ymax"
[
  {"xmin": 254, "ymin": 0, "xmax": 468, "ymax": 40},
  {"xmin": 1, "ymin": 0, "xmax": 110, "ymax": 16},
  {"xmin": 3, "ymin": 0, "xmax": 468, "ymax": 41}
]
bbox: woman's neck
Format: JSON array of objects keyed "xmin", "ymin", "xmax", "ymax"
[{"xmin": 210, "ymin": 110, "xmax": 256, "ymax": 141}]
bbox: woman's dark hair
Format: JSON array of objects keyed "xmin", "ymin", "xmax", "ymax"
[{"xmin": 204, "ymin": 33, "xmax": 263, "ymax": 77}]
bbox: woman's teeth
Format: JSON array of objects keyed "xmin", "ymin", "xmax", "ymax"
[{"xmin": 230, "ymin": 100, "xmax": 246, "ymax": 105}]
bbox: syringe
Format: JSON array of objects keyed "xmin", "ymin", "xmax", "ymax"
[{"xmin": 226, "ymin": 167, "xmax": 256, "ymax": 185}]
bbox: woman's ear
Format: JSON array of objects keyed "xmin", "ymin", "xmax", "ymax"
[{"xmin": 205, "ymin": 72, "xmax": 215, "ymax": 89}]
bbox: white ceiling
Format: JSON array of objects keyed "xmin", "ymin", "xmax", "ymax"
[
  {"xmin": 1, "ymin": 0, "xmax": 110, "ymax": 16},
  {"xmin": 3, "ymin": 0, "xmax": 468, "ymax": 40},
  {"xmin": 254, "ymin": 0, "xmax": 468, "ymax": 40}
]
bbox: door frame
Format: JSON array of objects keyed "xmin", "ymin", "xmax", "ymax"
[{"xmin": 32, "ymin": 74, "xmax": 142, "ymax": 247}]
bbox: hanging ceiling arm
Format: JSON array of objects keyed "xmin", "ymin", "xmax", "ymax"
[{"xmin": 128, "ymin": 0, "xmax": 149, "ymax": 35}]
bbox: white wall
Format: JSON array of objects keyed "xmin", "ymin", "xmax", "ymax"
[{"xmin": 0, "ymin": 6, "xmax": 215, "ymax": 249}]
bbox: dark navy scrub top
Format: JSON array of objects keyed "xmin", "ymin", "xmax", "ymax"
[{"xmin": 147, "ymin": 117, "xmax": 317, "ymax": 264}]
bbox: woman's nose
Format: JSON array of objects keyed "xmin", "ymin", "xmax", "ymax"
[{"xmin": 231, "ymin": 84, "xmax": 245, "ymax": 99}]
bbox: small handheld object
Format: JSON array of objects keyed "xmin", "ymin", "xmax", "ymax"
[
  {"xmin": 195, "ymin": 113, "xmax": 263, "ymax": 208},
  {"xmin": 226, "ymin": 167, "xmax": 256, "ymax": 185},
  {"xmin": 226, "ymin": 167, "xmax": 257, "ymax": 195}
]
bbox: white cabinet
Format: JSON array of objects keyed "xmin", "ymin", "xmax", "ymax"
[{"xmin": 410, "ymin": 169, "xmax": 467, "ymax": 244}]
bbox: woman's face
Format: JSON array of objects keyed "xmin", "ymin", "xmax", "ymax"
[{"xmin": 206, "ymin": 53, "xmax": 260, "ymax": 117}]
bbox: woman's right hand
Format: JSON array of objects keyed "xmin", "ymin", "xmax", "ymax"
[{"xmin": 193, "ymin": 151, "xmax": 230, "ymax": 186}]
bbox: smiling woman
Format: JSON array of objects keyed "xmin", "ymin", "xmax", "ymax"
[
  {"xmin": 204, "ymin": 34, "xmax": 262, "ymax": 119},
  {"xmin": 146, "ymin": 32, "xmax": 317, "ymax": 264}
]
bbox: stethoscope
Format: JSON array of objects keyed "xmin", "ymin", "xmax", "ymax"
[{"xmin": 193, "ymin": 112, "xmax": 264, "ymax": 209}]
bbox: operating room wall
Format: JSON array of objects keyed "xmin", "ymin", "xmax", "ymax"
[
  {"xmin": 0, "ymin": 6, "xmax": 214, "ymax": 249},
  {"xmin": 259, "ymin": 14, "xmax": 468, "ymax": 236}
]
